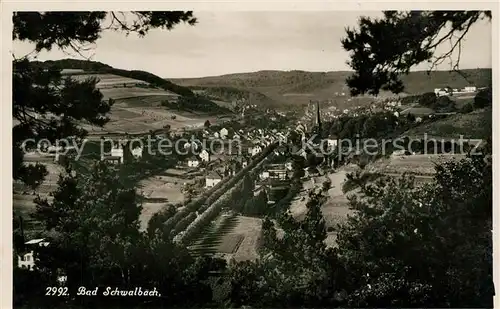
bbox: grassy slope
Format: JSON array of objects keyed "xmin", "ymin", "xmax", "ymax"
[{"xmin": 32, "ymin": 59, "xmax": 232, "ymax": 114}]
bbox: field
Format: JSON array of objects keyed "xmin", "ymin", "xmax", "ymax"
[
  {"xmin": 138, "ymin": 167, "xmax": 199, "ymax": 231},
  {"xmin": 66, "ymin": 72, "xmax": 231, "ymax": 134},
  {"xmin": 403, "ymin": 108, "xmax": 491, "ymax": 140},
  {"xmin": 186, "ymin": 213, "xmax": 262, "ymax": 262},
  {"xmin": 13, "ymin": 155, "xmax": 65, "ymax": 235},
  {"xmin": 367, "ymin": 154, "xmax": 466, "ymax": 176}
]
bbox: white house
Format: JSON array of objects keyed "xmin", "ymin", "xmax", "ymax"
[
  {"xmin": 326, "ymin": 138, "xmax": 338, "ymax": 148},
  {"xmin": 205, "ymin": 171, "xmax": 223, "ymax": 188},
  {"xmin": 131, "ymin": 146, "xmax": 143, "ymax": 159},
  {"xmin": 213, "ymin": 132, "xmax": 220, "ymax": 139},
  {"xmin": 17, "ymin": 238, "xmax": 50, "ymax": 271},
  {"xmin": 249, "ymin": 145, "xmax": 263, "ymax": 156},
  {"xmin": 187, "ymin": 156, "xmax": 200, "ymax": 168},
  {"xmin": 233, "ymin": 133, "xmax": 240, "ymax": 140},
  {"xmin": 260, "ymin": 171, "xmax": 270, "ymax": 180},
  {"xmin": 220, "ymin": 128, "xmax": 229, "ymax": 139},
  {"xmin": 200, "ymin": 149, "xmax": 211, "ymax": 162},
  {"xmin": 101, "ymin": 143, "xmax": 124, "ymax": 164},
  {"xmin": 394, "ymin": 111, "xmax": 400, "ymax": 118},
  {"xmin": 464, "ymin": 86, "xmax": 477, "ymax": 92}
]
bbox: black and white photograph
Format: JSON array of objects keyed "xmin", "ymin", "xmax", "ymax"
[{"xmin": 5, "ymin": 4, "xmax": 497, "ymax": 308}]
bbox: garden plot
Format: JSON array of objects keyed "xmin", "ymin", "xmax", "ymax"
[
  {"xmin": 100, "ymin": 87, "xmax": 172, "ymax": 100},
  {"xmin": 188, "ymin": 213, "xmax": 240, "ymax": 257},
  {"xmin": 137, "ymin": 168, "xmax": 197, "ymax": 231},
  {"xmin": 229, "ymin": 216, "xmax": 263, "ymax": 262},
  {"xmin": 369, "ymin": 154, "xmax": 466, "ymax": 176}
]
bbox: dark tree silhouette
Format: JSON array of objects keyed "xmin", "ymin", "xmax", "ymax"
[
  {"xmin": 342, "ymin": 11, "xmax": 491, "ymax": 96},
  {"xmin": 13, "ymin": 11, "xmax": 196, "ymax": 188}
]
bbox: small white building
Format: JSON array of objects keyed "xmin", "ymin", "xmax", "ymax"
[
  {"xmin": 326, "ymin": 138, "xmax": 338, "ymax": 148},
  {"xmin": 187, "ymin": 157, "xmax": 200, "ymax": 168},
  {"xmin": 220, "ymin": 128, "xmax": 229, "ymax": 139},
  {"xmin": 248, "ymin": 145, "xmax": 263, "ymax": 157},
  {"xmin": 260, "ymin": 171, "xmax": 270, "ymax": 180},
  {"xmin": 17, "ymin": 238, "xmax": 50, "ymax": 271},
  {"xmin": 200, "ymin": 149, "xmax": 211, "ymax": 162},
  {"xmin": 101, "ymin": 144, "xmax": 124, "ymax": 164},
  {"xmin": 131, "ymin": 146, "xmax": 143, "ymax": 159},
  {"xmin": 213, "ymin": 132, "xmax": 220, "ymax": 139},
  {"xmin": 464, "ymin": 86, "xmax": 477, "ymax": 92},
  {"xmin": 205, "ymin": 171, "xmax": 223, "ymax": 188},
  {"xmin": 233, "ymin": 133, "xmax": 240, "ymax": 140}
]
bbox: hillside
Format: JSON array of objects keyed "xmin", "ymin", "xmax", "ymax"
[
  {"xmin": 31, "ymin": 59, "xmax": 231, "ymax": 115},
  {"xmin": 403, "ymin": 107, "xmax": 492, "ymax": 140},
  {"xmin": 28, "ymin": 59, "xmax": 233, "ymax": 134},
  {"xmin": 170, "ymin": 68, "xmax": 492, "ymax": 109}
]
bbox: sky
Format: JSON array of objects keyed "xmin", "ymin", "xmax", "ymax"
[{"xmin": 12, "ymin": 11, "xmax": 493, "ymax": 78}]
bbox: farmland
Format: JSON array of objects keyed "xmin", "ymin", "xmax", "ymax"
[{"xmin": 66, "ymin": 72, "xmax": 231, "ymax": 134}]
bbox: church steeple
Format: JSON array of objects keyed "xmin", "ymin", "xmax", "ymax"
[{"xmin": 316, "ymin": 100, "xmax": 322, "ymax": 135}]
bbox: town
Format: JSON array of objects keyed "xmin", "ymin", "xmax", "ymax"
[{"xmin": 11, "ymin": 10, "xmax": 493, "ymax": 309}]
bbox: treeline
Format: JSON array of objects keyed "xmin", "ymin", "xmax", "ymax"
[{"xmin": 324, "ymin": 111, "xmax": 408, "ymax": 140}]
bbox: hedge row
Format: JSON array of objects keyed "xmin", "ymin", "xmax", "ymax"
[
  {"xmin": 176, "ymin": 174, "xmax": 246, "ymax": 244},
  {"xmin": 175, "ymin": 149, "xmax": 277, "ymax": 243},
  {"xmin": 164, "ymin": 142, "xmax": 278, "ymax": 236},
  {"xmin": 172, "ymin": 212, "xmax": 197, "ymax": 234}
]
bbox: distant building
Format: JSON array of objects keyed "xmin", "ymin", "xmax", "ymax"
[
  {"xmin": 131, "ymin": 145, "xmax": 143, "ymax": 159},
  {"xmin": 326, "ymin": 138, "xmax": 338, "ymax": 148},
  {"xmin": 265, "ymin": 164, "xmax": 288, "ymax": 180},
  {"xmin": 101, "ymin": 143, "xmax": 124, "ymax": 164},
  {"xmin": 200, "ymin": 149, "xmax": 211, "ymax": 162},
  {"xmin": 464, "ymin": 86, "xmax": 477, "ymax": 92},
  {"xmin": 248, "ymin": 145, "xmax": 263, "ymax": 157},
  {"xmin": 213, "ymin": 132, "xmax": 220, "ymax": 139},
  {"xmin": 220, "ymin": 128, "xmax": 229, "ymax": 139},
  {"xmin": 205, "ymin": 171, "xmax": 223, "ymax": 188},
  {"xmin": 187, "ymin": 156, "xmax": 200, "ymax": 168},
  {"xmin": 17, "ymin": 238, "xmax": 50, "ymax": 271}
]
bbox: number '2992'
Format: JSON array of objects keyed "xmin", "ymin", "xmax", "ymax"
[{"xmin": 46, "ymin": 287, "xmax": 68, "ymax": 296}]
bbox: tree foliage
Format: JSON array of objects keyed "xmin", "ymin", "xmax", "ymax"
[
  {"xmin": 13, "ymin": 11, "xmax": 197, "ymax": 189},
  {"xmin": 342, "ymin": 11, "xmax": 491, "ymax": 95},
  {"xmin": 336, "ymin": 149, "xmax": 492, "ymax": 307}
]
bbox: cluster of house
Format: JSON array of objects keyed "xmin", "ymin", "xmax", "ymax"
[
  {"xmin": 101, "ymin": 141, "xmax": 144, "ymax": 164},
  {"xmin": 434, "ymin": 86, "xmax": 477, "ymax": 97}
]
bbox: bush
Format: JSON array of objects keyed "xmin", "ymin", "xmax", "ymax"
[{"xmin": 460, "ymin": 103, "xmax": 474, "ymax": 113}]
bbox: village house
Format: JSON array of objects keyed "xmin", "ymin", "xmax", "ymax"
[
  {"xmin": 233, "ymin": 133, "xmax": 240, "ymax": 140},
  {"xmin": 326, "ymin": 138, "xmax": 338, "ymax": 149},
  {"xmin": 200, "ymin": 149, "xmax": 211, "ymax": 162},
  {"xmin": 187, "ymin": 156, "xmax": 200, "ymax": 168},
  {"xmin": 261, "ymin": 164, "xmax": 288, "ymax": 181},
  {"xmin": 248, "ymin": 145, "xmax": 263, "ymax": 157},
  {"xmin": 213, "ymin": 132, "xmax": 220, "ymax": 139},
  {"xmin": 101, "ymin": 143, "xmax": 124, "ymax": 164},
  {"xmin": 17, "ymin": 238, "xmax": 50, "ymax": 271},
  {"xmin": 205, "ymin": 171, "xmax": 223, "ymax": 188},
  {"xmin": 464, "ymin": 86, "xmax": 477, "ymax": 92},
  {"xmin": 220, "ymin": 128, "xmax": 229, "ymax": 139}
]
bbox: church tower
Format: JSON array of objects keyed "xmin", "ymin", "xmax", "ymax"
[{"xmin": 315, "ymin": 100, "xmax": 322, "ymax": 136}]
